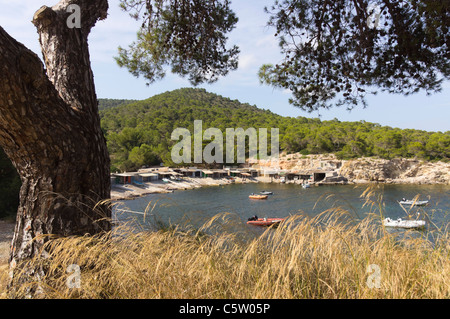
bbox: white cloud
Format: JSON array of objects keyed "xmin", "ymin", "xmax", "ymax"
[{"xmin": 238, "ymin": 54, "xmax": 257, "ymax": 70}]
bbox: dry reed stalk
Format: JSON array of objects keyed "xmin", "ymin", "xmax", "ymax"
[{"xmin": 1, "ymin": 186, "xmax": 449, "ymax": 299}]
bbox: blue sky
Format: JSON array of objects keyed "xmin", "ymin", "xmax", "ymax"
[{"xmin": 1, "ymin": 0, "xmax": 449, "ymax": 132}]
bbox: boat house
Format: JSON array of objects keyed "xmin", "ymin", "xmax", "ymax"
[
  {"xmin": 201, "ymin": 169, "xmax": 228, "ymax": 178},
  {"xmin": 114, "ymin": 172, "xmax": 139, "ymax": 184},
  {"xmin": 242, "ymin": 168, "xmax": 258, "ymax": 177},
  {"xmin": 213, "ymin": 170, "xmax": 228, "ymax": 178},
  {"xmin": 261, "ymin": 169, "xmax": 279, "ymax": 178},
  {"xmin": 177, "ymin": 168, "xmax": 202, "ymax": 178},
  {"xmin": 201, "ymin": 170, "xmax": 214, "ymax": 178},
  {"xmin": 285, "ymin": 172, "xmax": 301, "ymax": 181},
  {"xmin": 312, "ymin": 171, "xmax": 327, "ymax": 182},
  {"xmin": 157, "ymin": 171, "xmax": 182, "ymax": 180},
  {"xmin": 139, "ymin": 173, "xmax": 159, "ymax": 182}
]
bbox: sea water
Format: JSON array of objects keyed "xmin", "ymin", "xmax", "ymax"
[{"xmin": 114, "ymin": 183, "xmax": 450, "ymax": 237}]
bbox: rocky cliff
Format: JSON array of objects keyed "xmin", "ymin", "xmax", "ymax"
[
  {"xmin": 252, "ymin": 153, "xmax": 450, "ymax": 184},
  {"xmin": 339, "ymin": 157, "xmax": 450, "ymax": 184}
]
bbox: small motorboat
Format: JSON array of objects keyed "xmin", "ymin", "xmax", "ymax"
[
  {"xmin": 382, "ymin": 218, "xmax": 426, "ymax": 229},
  {"xmin": 260, "ymin": 191, "xmax": 273, "ymax": 195},
  {"xmin": 399, "ymin": 199, "xmax": 429, "ymax": 206},
  {"xmin": 249, "ymin": 194, "xmax": 268, "ymax": 200},
  {"xmin": 302, "ymin": 183, "xmax": 311, "ymax": 189},
  {"xmin": 247, "ymin": 216, "xmax": 284, "ymax": 227}
]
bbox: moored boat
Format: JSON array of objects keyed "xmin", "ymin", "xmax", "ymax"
[
  {"xmin": 399, "ymin": 199, "xmax": 429, "ymax": 206},
  {"xmin": 260, "ymin": 191, "xmax": 273, "ymax": 195},
  {"xmin": 382, "ymin": 217, "xmax": 426, "ymax": 229},
  {"xmin": 247, "ymin": 217, "xmax": 284, "ymax": 227},
  {"xmin": 249, "ymin": 194, "xmax": 268, "ymax": 200}
]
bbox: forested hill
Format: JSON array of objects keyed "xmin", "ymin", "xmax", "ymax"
[
  {"xmin": 99, "ymin": 88, "xmax": 450, "ymax": 172},
  {"xmin": 98, "ymin": 98, "xmax": 137, "ymax": 111}
]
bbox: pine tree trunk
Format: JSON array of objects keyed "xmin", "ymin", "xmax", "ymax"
[{"xmin": 0, "ymin": 0, "xmax": 111, "ymax": 290}]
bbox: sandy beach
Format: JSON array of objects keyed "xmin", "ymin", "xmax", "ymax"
[{"xmin": 111, "ymin": 176, "xmax": 263, "ymax": 200}]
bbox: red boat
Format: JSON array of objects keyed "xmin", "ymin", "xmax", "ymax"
[
  {"xmin": 249, "ymin": 194, "xmax": 268, "ymax": 200},
  {"xmin": 247, "ymin": 217, "xmax": 285, "ymax": 227}
]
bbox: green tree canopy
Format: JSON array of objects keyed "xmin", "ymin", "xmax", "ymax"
[
  {"xmin": 116, "ymin": 0, "xmax": 239, "ymax": 85},
  {"xmin": 259, "ymin": 0, "xmax": 449, "ymax": 111},
  {"xmin": 99, "ymin": 88, "xmax": 450, "ymax": 172}
]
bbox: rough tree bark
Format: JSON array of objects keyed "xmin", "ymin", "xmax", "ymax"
[{"xmin": 0, "ymin": 0, "xmax": 111, "ymax": 288}]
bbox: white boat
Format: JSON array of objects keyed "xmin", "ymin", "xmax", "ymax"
[
  {"xmin": 302, "ymin": 183, "xmax": 311, "ymax": 189},
  {"xmin": 382, "ymin": 218, "xmax": 426, "ymax": 229},
  {"xmin": 162, "ymin": 178, "xmax": 170, "ymax": 183},
  {"xmin": 399, "ymin": 199, "xmax": 429, "ymax": 206},
  {"xmin": 260, "ymin": 191, "xmax": 273, "ymax": 195}
]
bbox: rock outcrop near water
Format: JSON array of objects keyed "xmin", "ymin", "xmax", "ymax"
[
  {"xmin": 339, "ymin": 157, "xmax": 450, "ymax": 184},
  {"xmin": 253, "ymin": 153, "xmax": 450, "ymax": 184}
]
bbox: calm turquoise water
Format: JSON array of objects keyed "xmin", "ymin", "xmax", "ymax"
[{"xmin": 114, "ymin": 183, "xmax": 450, "ymax": 236}]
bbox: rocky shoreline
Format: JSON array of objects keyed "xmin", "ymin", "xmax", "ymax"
[
  {"xmin": 256, "ymin": 153, "xmax": 450, "ymax": 185},
  {"xmin": 111, "ymin": 176, "xmax": 260, "ymax": 200},
  {"xmin": 111, "ymin": 155, "xmax": 449, "ymax": 201},
  {"xmin": 339, "ymin": 157, "xmax": 450, "ymax": 184}
]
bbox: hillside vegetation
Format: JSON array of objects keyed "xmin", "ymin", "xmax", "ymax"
[
  {"xmin": 100, "ymin": 88, "xmax": 450, "ymax": 172},
  {"xmin": 98, "ymin": 98, "xmax": 137, "ymax": 111},
  {"xmin": 1, "ymin": 88, "xmax": 449, "ymax": 219}
]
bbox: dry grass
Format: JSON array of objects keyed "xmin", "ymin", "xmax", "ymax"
[{"xmin": 1, "ymin": 187, "xmax": 449, "ymax": 299}]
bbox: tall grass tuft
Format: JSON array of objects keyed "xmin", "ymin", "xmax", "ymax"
[{"xmin": 1, "ymin": 187, "xmax": 449, "ymax": 299}]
